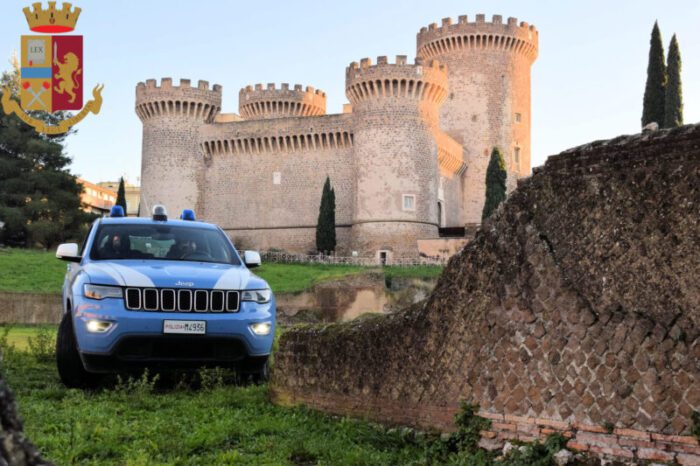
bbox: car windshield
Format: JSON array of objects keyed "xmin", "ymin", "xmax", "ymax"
[{"xmin": 90, "ymin": 223, "xmax": 241, "ymax": 265}]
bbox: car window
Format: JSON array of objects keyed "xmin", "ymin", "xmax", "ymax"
[
  {"xmin": 90, "ymin": 224, "xmax": 241, "ymax": 265},
  {"xmin": 78, "ymin": 225, "xmax": 94, "ymax": 255}
]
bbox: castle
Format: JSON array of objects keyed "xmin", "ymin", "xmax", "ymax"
[{"xmin": 136, "ymin": 14, "xmax": 538, "ymax": 260}]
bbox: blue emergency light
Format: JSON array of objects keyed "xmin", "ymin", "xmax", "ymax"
[
  {"xmin": 110, "ymin": 205, "xmax": 125, "ymax": 217},
  {"xmin": 180, "ymin": 209, "xmax": 196, "ymax": 221}
]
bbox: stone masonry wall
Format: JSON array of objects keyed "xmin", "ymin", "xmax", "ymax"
[
  {"xmin": 271, "ymin": 124, "xmax": 700, "ymax": 464},
  {"xmin": 417, "ymin": 15, "xmax": 538, "ymax": 226},
  {"xmin": 199, "ymin": 114, "xmax": 354, "ymax": 253},
  {"xmin": 136, "ymin": 78, "xmax": 221, "ymax": 216},
  {"xmin": 138, "ymin": 14, "xmax": 537, "ymax": 256},
  {"xmin": 346, "ymin": 56, "xmax": 447, "ymax": 257}
]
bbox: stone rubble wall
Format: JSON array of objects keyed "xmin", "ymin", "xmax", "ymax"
[{"xmin": 271, "ymin": 124, "xmax": 700, "ymax": 464}]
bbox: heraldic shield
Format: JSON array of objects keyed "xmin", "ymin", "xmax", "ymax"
[
  {"xmin": 21, "ymin": 35, "xmax": 83, "ymax": 112},
  {"xmin": 1, "ymin": 2, "xmax": 103, "ymax": 135}
]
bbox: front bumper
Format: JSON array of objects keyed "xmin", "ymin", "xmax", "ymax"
[{"xmin": 72, "ymin": 295, "xmax": 275, "ymax": 373}]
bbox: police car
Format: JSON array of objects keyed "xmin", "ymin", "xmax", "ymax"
[{"xmin": 54, "ymin": 205, "xmax": 275, "ymax": 387}]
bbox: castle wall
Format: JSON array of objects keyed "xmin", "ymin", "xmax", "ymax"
[
  {"xmin": 199, "ymin": 114, "xmax": 354, "ymax": 254},
  {"xmin": 346, "ymin": 56, "xmax": 447, "ymax": 257},
  {"xmin": 136, "ymin": 78, "xmax": 221, "ymax": 216},
  {"xmin": 137, "ymin": 13, "xmax": 538, "ymax": 257},
  {"xmin": 417, "ymin": 15, "xmax": 538, "ymax": 226}
]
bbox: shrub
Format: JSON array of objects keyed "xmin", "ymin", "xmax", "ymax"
[{"xmin": 27, "ymin": 326, "xmax": 54, "ymax": 362}]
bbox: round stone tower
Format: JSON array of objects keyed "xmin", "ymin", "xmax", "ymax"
[
  {"xmin": 417, "ymin": 14, "xmax": 538, "ymax": 227},
  {"xmin": 239, "ymin": 83, "xmax": 326, "ymax": 120},
  {"xmin": 346, "ymin": 55, "xmax": 448, "ymax": 259},
  {"xmin": 135, "ymin": 78, "xmax": 221, "ymax": 216}
]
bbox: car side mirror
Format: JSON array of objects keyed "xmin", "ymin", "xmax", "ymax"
[
  {"xmin": 243, "ymin": 250, "xmax": 261, "ymax": 268},
  {"xmin": 56, "ymin": 243, "xmax": 81, "ymax": 263}
]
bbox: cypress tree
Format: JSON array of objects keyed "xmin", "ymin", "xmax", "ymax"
[
  {"xmin": 482, "ymin": 147, "xmax": 507, "ymax": 221},
  {"xmin": 641, "ymin": 21, "xmax": 667, "ymax": 127},
  {"xmin": 315, "ymin": 176, "xmax": 336, "ymax": 254},
  {"xmin": 663, "ymin": 34, "xmax": 683, "ymax": 128},
  {"xmin": 116, "ymin": 177, "xmax": 128, "ymax": 213}
]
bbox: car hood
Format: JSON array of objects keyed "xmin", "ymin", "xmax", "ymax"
[{"xmin": 82, "ymin": 260, "xmax": 268, "ymax": 290}]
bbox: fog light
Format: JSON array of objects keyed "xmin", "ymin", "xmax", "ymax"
[
  {"xmin": 86, "ymin": 320, "xmax": 113, "ymax": 333},
  {"xmin": 250, "ymin": 322, "xmax": 272, "ymax": 336}
]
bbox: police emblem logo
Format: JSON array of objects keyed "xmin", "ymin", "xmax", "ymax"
[{"xmin": 1, "ymin": 2, "xmax": 103, "ymax": 135}]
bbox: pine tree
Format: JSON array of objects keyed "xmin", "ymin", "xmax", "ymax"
[
  {"xmin": 641, "ymin": 21, "xmax": 667, "ymax": 127},
  {"xmin": 116, "ymin": 177, "xmax": 128, "ymax": 213},
  {"xmin": 663, "ymin": 34, "xmax": 683, "ymax": 128},
  {"xmin": 0, "ymin": 71, "xmax": 95, "ymax": 248},
  {"xmin": 315, "ymin": 176, "xmax": 336, "ymax": 254},
  {"xmin": 482, "ymin": 147, "xmax": 507, "ymax": 221}
]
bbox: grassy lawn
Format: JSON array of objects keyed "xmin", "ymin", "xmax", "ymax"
[
  {"xmin": 0, "ymin": 326, "xmax": 428, "ymax": 465},
  {"xmin": 0, "ymin": 328, "xmax": 568, "ymax": 465},
  {"xmin": 0, "ymin": 248, "xmax": 68, "ymax": 294},
  {"xmin": 255, "ymin": 263, "xmax": 366, "ymax": 294},
  {"xmin": 384, "ymin": 265, "xmax": 444, "ymax": 281},
  {"xmin": 0, "ymin": 248, "xmax": 442, "ymax": 295}
]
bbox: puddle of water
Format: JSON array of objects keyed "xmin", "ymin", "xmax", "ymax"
[{"xmin": 276, "ymin": 277, "xmax": 436, "ymax": 324}]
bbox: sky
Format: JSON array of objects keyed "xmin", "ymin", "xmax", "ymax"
[{"xmin": 0, "ymin": 0, "xmax": 698, "ymax": 185}]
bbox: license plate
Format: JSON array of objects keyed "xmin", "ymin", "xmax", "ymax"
[{"xmin": 163, "ymin": 320, "xmax": 206, "ymax": 335}]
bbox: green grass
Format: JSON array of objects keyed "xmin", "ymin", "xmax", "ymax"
[
  {"xmin": 0, "ymin": 248, "xmax": 67, "ymax": 294},
  {"xmin": 1, "ymin": 326, "xmax": 430, "ymax": 465},
  {"xmin": 2, "ymin": 325, "xmax": 56, "ymax": 351},
  {"xmin": 1, "ymin": 329, "xmax": 570, "ymax": 465},
  {"xmin": 384, "ymin": 265, "xmax": 444, "ymax": 281},
  {"xmin": 0, "ymin": 248, "xmax": 443, "ymax": 295},
  {"xmin": 255, "ymin": 263, "xmax": 367, "ymax": 294}
]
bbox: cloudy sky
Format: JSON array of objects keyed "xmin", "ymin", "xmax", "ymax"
[{"xmin": 0, "ymin": 0, "xmax": 697, "ymax": 184}]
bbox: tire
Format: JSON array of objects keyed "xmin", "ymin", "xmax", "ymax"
[
  {"xmin": 56, "ymin": 312, "xmax": 101, "ymax": 389},
  {"xmin": 249, "ymin": 359, "xmax": 270, "ymax": 384}
]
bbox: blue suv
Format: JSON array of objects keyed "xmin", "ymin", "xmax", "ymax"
[{"xmin": 54, "ymin": 205, "xmax": 275, "ymax": 387}]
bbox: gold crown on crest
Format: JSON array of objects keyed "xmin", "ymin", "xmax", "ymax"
[{"xmin": 23, "ymin": 2, "xmax": 81, "ymax": 33}]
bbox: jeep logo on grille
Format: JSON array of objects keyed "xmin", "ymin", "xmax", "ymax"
[{"xmin": 175, "ymin": 280, "xmax": 194, "ymax": 287}]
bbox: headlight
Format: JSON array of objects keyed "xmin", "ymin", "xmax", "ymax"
[
  {"xmin": 240, "ymin": 288, "xmax": 271, "ymax": 304},
  {"xmin": 250, "ymin": 322, "xmax": 272, "ymax": 336},
  {"xmin": 84, "ymin": 284, "xmax": 123, "ymax": 300},
  {"xmin": 86, "ymin": 319, "xmax": 113, "ymax": 333}
]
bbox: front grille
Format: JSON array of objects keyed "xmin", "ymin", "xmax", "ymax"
[{"xmin": 125, "ymin": 287, "xmax": 239, "ymax": 312}]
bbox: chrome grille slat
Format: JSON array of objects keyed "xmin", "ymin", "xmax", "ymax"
[
  {"xmin": 161, "ymin": 289, "xmax": 176, "ymax": 311},
  {"xmin": 143, "ymin": 288, "xmax": 159, "ymax": 311},
  {"xmin": 211, "ymin": 290, "xmax": 224, "ymax": 312},
  {"xmin": 226, "ymin": 291, "xmax": 240, "ymax": 312},
  {"xmin": 125, "ymin": 288, "xmax": 141, "ymax": 309},
  {"xmin": 178, "ymin": 289, "xmax": 192, "ymax": 312},
  {"xmin": 123, "ymin": 288, "xmax": 241, "ymax": 313},
  {"xmin": 194, "ymin": 290, "xmax": 208, "ymax": 312}
]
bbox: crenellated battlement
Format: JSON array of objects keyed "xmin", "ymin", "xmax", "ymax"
[
  {"xmin": 135, "ymin": 78, "xmax": 222, "ymax": 122},
  {"xmin": 417, "ymin": 14, "xmax": 538, "ymax": 62},
  {"xmin": 239, "ymin": 82, "xmax": 327, "ymax": 120},
  {"xmin": 136, "ymin": 77, "xmax": 222, "ymax": 93},
  {"xmin": 345, "ymin": 55, "xmax": 448, "ymax": 106}
]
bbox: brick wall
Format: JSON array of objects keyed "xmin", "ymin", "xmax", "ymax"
[{"xmin": 271, "ymin": 124, "xmax": 700, "ymax": 464}]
